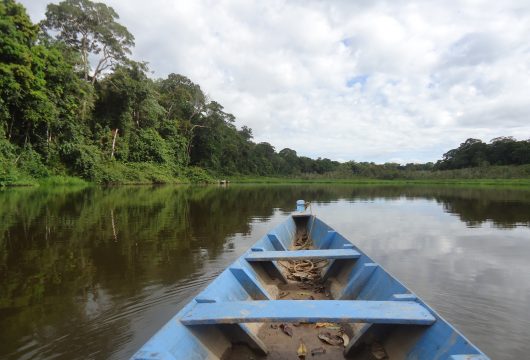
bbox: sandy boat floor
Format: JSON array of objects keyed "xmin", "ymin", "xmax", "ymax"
[{"xmin": 224, "ymin": 283, "xmax": 379, "ymax": 359}]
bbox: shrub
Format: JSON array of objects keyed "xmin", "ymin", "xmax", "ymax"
[{"xmin": 184, "ymin": 166, "xmax": 214, "ymax": 183}]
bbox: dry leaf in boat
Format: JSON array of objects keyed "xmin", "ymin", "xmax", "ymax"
[
  {"xmin": 317, "ymin": 332, "xmax": 344, "ymax": 346},
  {"xmin": 341, "ymin": 333, "xmax": 350, "ymax": 347},
  {"xmin": 310, "ymin": 347, "xmax": 326, "ymax": 356},
  {"xmin": 315, "ymin": 322, "xmax": 336, "ymax": 328},
  {"xmin": 297, "ymin": 340, "xmax": 307, "ymax": 359},
  {"xmin": 279, "ymin": 323, "xmax": 293, "ymax": 337},
  {"xmin": 371, "ymin": 342, "xmax": 388, "ymax": 360}
]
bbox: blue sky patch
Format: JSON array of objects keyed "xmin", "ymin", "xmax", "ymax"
[{"xmin": 347, "ymin": 74, "xmax": 369, "ymax": 88}]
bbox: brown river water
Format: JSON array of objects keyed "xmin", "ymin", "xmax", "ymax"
[{"xmin": 0, "ymin": 184, "xmax": 529, "ymax": 359}]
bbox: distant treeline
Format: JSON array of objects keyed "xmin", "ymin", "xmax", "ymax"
[
  {"xmin": 435, "ymin": 137, "xmax": 530, "ymax": 170},
  {"xmin": 1, "ymin": 0, "xmax": 529, "ymax": 184}
]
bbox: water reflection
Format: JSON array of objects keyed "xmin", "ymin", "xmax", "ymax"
[{"xmin": 0, "ymin": 184, "xmax": 529, "ymax": 359}]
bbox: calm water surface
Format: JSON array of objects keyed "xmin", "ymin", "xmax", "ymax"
[{"xmin": 1, "ymin": 185, "xmax": 529, "ymax": 359}]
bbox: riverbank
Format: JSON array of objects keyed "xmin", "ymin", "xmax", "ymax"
[
  {"xmin": 230, "ymin": 177, "xmax": 530, "ymax": 187},
  {"xmin": 3, "ymin": 174, "xmax": 530, "ymax": 188},
  {"xmin": 3, "ymin": 162, "xmax": 530, "ymax": 188}
]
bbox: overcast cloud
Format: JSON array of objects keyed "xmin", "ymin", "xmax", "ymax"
[{"xmin": 22, "ymin": 0, "xmax": 530, "ymax": 163}]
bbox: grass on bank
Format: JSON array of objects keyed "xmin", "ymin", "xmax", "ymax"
[{"xmin": 229, "ymin": 176, "xmax": 530, "ymax": 187}]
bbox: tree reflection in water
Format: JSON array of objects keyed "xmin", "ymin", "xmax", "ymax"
[{"xmin": 0, "ymin": 184, "xmax": 529, "ymax": 359}]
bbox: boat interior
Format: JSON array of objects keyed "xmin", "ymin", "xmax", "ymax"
[{"xmin": 132, "ymin": 212, "xmax": 487, "ymax": 360}]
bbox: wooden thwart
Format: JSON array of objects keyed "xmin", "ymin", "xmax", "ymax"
[
  {"xmin": 181, "ymin": 300, "xmax": 436, "ymax": 326},
  {"xmin": 245, "ymin": 249, "xmax": 361, "ymax": 262}
]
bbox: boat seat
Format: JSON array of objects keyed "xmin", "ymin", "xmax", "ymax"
[
  {"xmin": 245, "ymin": 249, "xmax": 361, "ymax": 261},
  {"xmin": 180, "ymin": 300, "xmax": 436, "ymax": 326}
]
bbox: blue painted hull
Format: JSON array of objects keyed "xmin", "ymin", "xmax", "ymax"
[{"xmin": 131, "ymin": 209, "xmax": 489, "ymax": 360}]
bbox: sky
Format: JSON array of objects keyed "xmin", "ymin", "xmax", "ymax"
[{"xmin": 21, "ymin": 0, "xmax": 530, "ymax": 163}]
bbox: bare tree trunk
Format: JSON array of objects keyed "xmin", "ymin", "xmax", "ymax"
[
  {"xmin": 111, "ymin": 128, "xmax": 119, "ymax": 159},
  {"xmin": 8, "ymin": 114, "xmax": 14, "ymax": 140},
  {"xmin": 111, "ymin": 209, "xmax": 118, "ymax": 242}
]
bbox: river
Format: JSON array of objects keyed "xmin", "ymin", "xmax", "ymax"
[{"xmin": 1, "ymin": 184, "xmax": 529, "ymax": 359}]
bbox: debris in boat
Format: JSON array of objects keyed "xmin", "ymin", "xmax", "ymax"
[
  {"xmin": 297, "ymin": 339, "xmax": 307, "ymax": 359},
  {"xmin": 341, "ymin": 333, "xmax": 350, "ymax": 347},
  {"xmin": 270, "ymin": 324, "xmax": 278, "ymax": 329},
  {"xmin": 317, "ymin": 331, "xmax": 344, "ymax": 346},
  {"xmin": 278, "ymin": 230, "xmax": 330, "ymax": 298},
  {"xmin": 278, "ymin": 291, "xmax": 289, "ymax": 299},
  {"xmin": 297, "ymin": 283, "xmax": 312, "ymax": 289},
  {"xmin": 371, "ymin": 342, "xmax": 388, "ymax": 360},
  {"xmin": 315, "ymin": 322, "xmax": 341, "ymax": 330},
  {"xmin": 279, "ymin": 323, "xmax": 293, "ymax": 337},
  {"xmin": 313, "ymin": 285, "xmax": 325, "ymax": 293},
  {"xmin": 310, "ymin": 347, "xmax": 326, "ymax": 356}
]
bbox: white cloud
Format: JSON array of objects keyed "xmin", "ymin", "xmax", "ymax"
[{"xmin": 21, "ymin": 0, "xmax": 530, "ymax": 163}]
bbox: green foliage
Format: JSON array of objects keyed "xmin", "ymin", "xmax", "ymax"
[
  {"xmin": 58, "ymin": 142, "xmax": 103, "ymax": 180},
  {"xmin": 16, "ymin": 146, "xmax": 49, "ymax": 178},
  {"xmin": 128, "ymin": 129, "xmax": 172, "ymax": 163},
  {"xmin": 1, "ymin": 1, "xmax": 529, "ymax": 186},
  {"xmin": 436, "ymin": 137, "xmax": 530, "ymax": 170},
  {"xmin": 42, "ymin": 0, "xmax": 134, "ymax": 83},
  {"xmin": 183, "ymin": 166, "xmax": 215, "ymax": 184}
]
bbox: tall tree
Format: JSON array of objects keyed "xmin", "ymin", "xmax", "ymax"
[
  {"xmin": 0, "ymin": 0, "xmax": 82, "ymax": 152},
  {"xmin": 42, "ymin": 0, "xmax": 134, "ymax": 85}
]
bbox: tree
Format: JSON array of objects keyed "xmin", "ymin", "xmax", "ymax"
[
  {"xmin": 42, "ymin": 0, "xmax": 134, "ymax": 85},
  {"xmin": 0, "ymin": 0, "xmax": 83, "ymax": 156},
  {"xmin": 158, "ymin": 74, "xmax": 207, "ymax": 122},
  {"xmin": 279, "ymin": 148, "xmax": 300, "ymax": 174}
]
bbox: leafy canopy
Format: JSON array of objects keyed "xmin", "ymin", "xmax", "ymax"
[{"xmin": 42, "ymin": 0, "xmax": 134, "ymax": 83}]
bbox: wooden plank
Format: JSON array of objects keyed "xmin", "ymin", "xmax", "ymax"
[
  {"xmin": 267, "ymin": 233, "xmax": 286, "ymax": 251},
  {"xmin": 321, "ymin": 245, "xmax": 358, "ymax": 281},
  {"xmin": 339, "ymin": 263, "xmax": 378, "ymax": 300},
  {"xmin": 392, "ymin": 294, "xmax": 417, "ymax": 302},
  {"xmin": 181, "ymin": 300, "xmax": 436, "ymax": 325},
  {"xmin": 245, "ymin": 249, "xmax": 361, "ymax": 261},
  {"xmin": 260, "ymin": 261, "xmax": 288, "ymax": 283},
  {"xmin": 190, "ymin": 298, "xmax": 269, "ymax": 355},
  {"xmin": 229, "ymin": 267, "xmax": 271, "ymax": 300}
]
